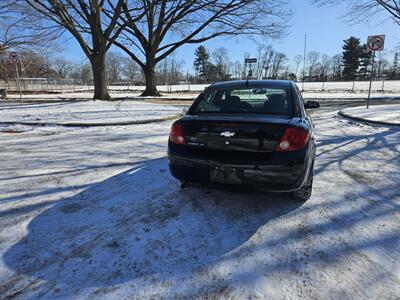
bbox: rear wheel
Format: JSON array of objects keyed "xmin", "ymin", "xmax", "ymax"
[{"xmin": 293, "ymin": 167, "xmax": 313, "ymax": 201}]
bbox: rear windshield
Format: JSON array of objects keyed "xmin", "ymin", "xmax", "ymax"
[{"xmin": 190, "ymin": 84, "xmax": 293, "ymax": 116}]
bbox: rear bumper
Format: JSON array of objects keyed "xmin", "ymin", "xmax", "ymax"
[{"xmin": 168, "ymin": 148, "xmax": 313, "ymax": 192}]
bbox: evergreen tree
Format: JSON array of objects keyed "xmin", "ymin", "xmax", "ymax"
[
  {"xmin": 204, "ymin": 63, "xmax": 219, "ymax": 82},
  {"xmin": 193, "ymin": 45, "xmax": 210, "ymax": 82},
  {"xmin": 359, "ymin": 44, "xmax": 373, "ymax": 79},
  {"xmin": 342, "ymin": 37, "xmax": 364, "ymax": 80}
]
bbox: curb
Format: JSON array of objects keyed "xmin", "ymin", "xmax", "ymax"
[
  {"xmin": 0, "ymin": 114, "xmax": 182, "ymax": 128},
  {"xmin": 338, "ymin": 110, "xmax": 400, "ymax": 127}
]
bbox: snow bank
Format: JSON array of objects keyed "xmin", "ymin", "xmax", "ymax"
[
  {"xmin": 0, "ymin": 101, "xmax": 182, "ymax": 125},
  {"xmin": 340, "ymin": 104, "xmax": 400, "ymax": 125}
]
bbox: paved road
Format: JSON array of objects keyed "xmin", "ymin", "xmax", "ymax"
[{"xmin": 0, "ymin": 102, "xmax": 399, "ymax": 299}]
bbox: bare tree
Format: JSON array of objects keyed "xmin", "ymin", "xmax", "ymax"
[
  {"xmin": 111, "ymin": 0, "xmax": 292, "ymax": 96},
  {"xmin": 71, "ymin": 63, "xmax": 92, "ymax": 85},
  {"xmin": 331, "ymin": 54, "xmax": 342, "ymax": 80},
  {"xmin": 53, "ymin": 57, "xmax": 74, "ymax": 79},
  {"xmin": 316, "ymin": 0, "xmax": 400, "ymax": 25},
  {"xmin": 269, "ymin": 52, "xmax": 287, "ymax": 78},
  {"xmin": 376, "ymin": 51, "xmax": 389, "ymax": 77},
  {"xmin": 106, "ymin": 52, "xmax": 124, "ymax": 84},
  {"xmin": 17, "ymin": 51, "xmax": 54, "ymax": 78},
  {"xmin": 307, "ymin": 51, "xmax": 320, "ymax": 81},
  {"xmin": 0, "ymin": 1, "xmax": 59, "ymax": 83},
  {"xmin": 212, "ymin": 47, "xmax": 231, "ymax": 80},
  {"xmin": 233, "ymin": 60, "xmax": 244, "ymax": 79},
  {"xmin": 254, "ymin": 44, "xmax": 274, "ymax": 79},
  {"xmin": 13, "ymin": 0, "xmax": 128, "ymax": 100},
  {"xmin": 0, "ymin": 50, "xmax": 53, "ymax": 80},
  {"xmin": 0, "ymin": 2, "xmax": 57, "ymax": 53},
  {"xmin": 319, "ymin": 54, "xmax": 332, "ymax": 80},
  {"xmin": 292, "ymin": 55, "xmax": 303, "ymax": 78},
  {"xmin": 252, "ymin": 46, "xmax": 287, "ymax": 79},
  {"xmin": 121, "ymin": 57, "xmax": 141, "ymax": 83},
  {"xmin": 156, "ymin": 55, "xmax": 185, "ymax": 85}
]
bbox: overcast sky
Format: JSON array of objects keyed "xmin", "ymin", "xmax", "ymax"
[{"xmin": 62, "ymin": 0, "xmax": 400, "ymax": 72}]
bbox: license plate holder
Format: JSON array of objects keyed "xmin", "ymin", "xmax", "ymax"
[{"xmin": 209, "ymin": 166, "xmax": 242, "ymax": 184}]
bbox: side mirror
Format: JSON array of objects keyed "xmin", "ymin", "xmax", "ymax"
[{"xmin": 305, "ymin": 100, "xmax": 320, "ymax": 109}]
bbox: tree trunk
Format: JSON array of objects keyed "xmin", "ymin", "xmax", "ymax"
[
  {"xmin": 91, "ymin": 55, "xmax": 111, "ymax": 100},
  {"xmin": 142, "ymin": 61, "xmax": 161, "ymax": 96}
]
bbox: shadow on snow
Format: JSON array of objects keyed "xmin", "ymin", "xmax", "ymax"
[{"xmin": 3, "ymin": 158, "xmax": 302, "ymax": 294}]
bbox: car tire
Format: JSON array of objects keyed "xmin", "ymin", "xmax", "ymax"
[{"xmin": 293, "ymin": 165, "xmax": 313, "ymax": 201}]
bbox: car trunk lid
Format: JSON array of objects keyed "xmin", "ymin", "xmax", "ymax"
[{"xmin": 180, "ymin": 115, "xmax": 290, "ymax": 153}]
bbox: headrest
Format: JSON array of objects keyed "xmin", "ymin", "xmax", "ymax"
[
  {"xmin": 268, "ymin": 93, "xmax": 286, "ymax": 103},
  {"xmin": 227, "ymin": 95, "xmax": 241, "ymax": 102}
]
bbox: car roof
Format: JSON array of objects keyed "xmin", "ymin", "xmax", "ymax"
[{"xmin": 209, "ymin": 80, "xmax": 293, "ymax": 89}]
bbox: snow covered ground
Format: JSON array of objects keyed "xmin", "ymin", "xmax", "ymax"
[
  {"xmin": 49, "ymin": 80, "xmax": 400, "ymax": 93},
  {"xmin": 0, "ymin": 104, "xmax": 399, "ymax": 299},
  {"xmin": 0, "ymin": 101, "xmax": 182, "ymax": 125},
  {"xmin": 5, "ymin": 90, "xmax": 400, "ymax": 101},
  {"xmin": 4, "ymin": 80, "xmax": 400, "ymax": 101},
  {"xmin": 4, "ymin": 80, "xmax": 400, "ymax": 94},
  {"xmin": 113, "ymin": 80, "xmax": 400, "ymax": 93},
  {"xmin": 341, "ymin": 104, "xmax": 400, "ymax": 125},
  {"xmin": 4, "ymin": 91, "xmax": 198, "ymax": 100}
]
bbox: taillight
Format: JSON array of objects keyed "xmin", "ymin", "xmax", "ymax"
[
  {"xmin": 169, "ymin": 123, "xmax": 186, "ymax": 145},
  {"xmin": 276, "ymin": 127, "xmax": 309, "ymax": 152}
]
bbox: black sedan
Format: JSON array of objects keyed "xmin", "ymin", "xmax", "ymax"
[{"xmin": 167, "ymin": 80, "xmax": 319, "ymax": 201}]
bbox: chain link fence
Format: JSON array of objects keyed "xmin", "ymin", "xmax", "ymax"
[
  {"xmin": 1, "ymin": 78, "xmax": 400, "ymax": 95},
  {"xmin": 0, "ymin": 78, "xmax": 91, "ymax": 94}
]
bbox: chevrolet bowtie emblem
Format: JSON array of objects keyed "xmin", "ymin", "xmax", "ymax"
[{"xmin": 220, "ymin": 131, "xmax": 235, "ymax": 137}]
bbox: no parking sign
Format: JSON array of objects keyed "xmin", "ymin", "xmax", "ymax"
[
  {"xmin": 367, "ymin": 35, "xmax": 385, "ymax": 52},
  {"xmin": 366, "ymin": 34, "xmax": 385, "ymax": 109},
  {"xmin": 9, "ymin": 52, "xmax": 19, "ymax": 63},
  {"xmin": 9, "ymin": 51, "xmax": 23, "ymax": 102}
]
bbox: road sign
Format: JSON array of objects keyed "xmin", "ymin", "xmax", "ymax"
[
  {"xmin": 9, "ymin": 52, "xmax": 19, "ymax": 63},
  {"xmin": 9, "ymin": 52, "xmax": 22, "ymax": 102},
  {"xmin": 367, "ymin": 35, "xmax": 385, "ymax": 52},
  {"xmin": 366, "ymin": 35, "xmax": 385, "ymax": 109},
  {"xmin": 245, "ymin": 58, "xmax": 257, "ymax": 63}
]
